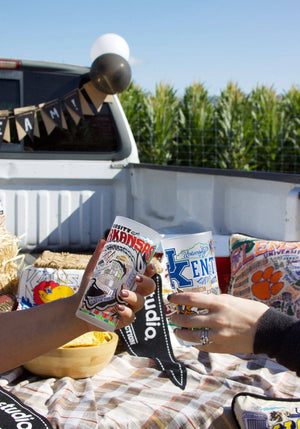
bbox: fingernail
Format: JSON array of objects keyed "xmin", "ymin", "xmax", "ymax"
[
  {"xmin": 117, "ymin": 304, "xmax": 125, "ymax": 311},
  {"xmin": 136, "ymin": 275, "xmax": 143, "ymax": 282},
  {"xmin": 167, "ymin": 294, "xmax": 172, "ymax": 301},
  {"xmin": 120, "ymin": 290, "xmax": 129, "ymax": 298}
]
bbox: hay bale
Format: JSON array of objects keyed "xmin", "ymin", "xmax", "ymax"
[
  {"xmin": 33, "ymin": 251, "xmax": 92, "ymax": 270},
  {"xmin": 0, "ymin": 226, "xmax": 23, "ymax": 296}
]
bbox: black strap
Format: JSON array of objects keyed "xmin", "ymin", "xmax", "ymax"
[{"xmin": 118, "ymin": 273, "xmax": 187, "ymax": 389}]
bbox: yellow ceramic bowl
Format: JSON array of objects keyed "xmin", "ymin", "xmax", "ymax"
[{"xmin": 23, "ymin": 332, "xmax": 118, "ymax": 379}]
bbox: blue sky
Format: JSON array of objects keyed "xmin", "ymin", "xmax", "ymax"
[{"xmin": 1, "ymin": 0, "xmax": 299, "ymax": 96}]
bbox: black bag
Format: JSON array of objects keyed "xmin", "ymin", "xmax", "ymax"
[{"xmin": 0, "ymin": 386, "xmax": 52, "ymax": 428}]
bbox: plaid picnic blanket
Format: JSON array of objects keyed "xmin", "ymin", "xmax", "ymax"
[{"xmin": 0, "ymin": 347, "xmax": 299, "ymax": 429}]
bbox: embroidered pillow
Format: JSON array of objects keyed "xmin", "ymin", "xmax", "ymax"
[
  {"xmin": 232, "ymin": 392, "xmax": 300, "ymax": 429},
  {"xmin": 17, "ymin": 251, "xmax": 89, "ymax": 309},
  {"xmin": 228, "ymin": 234, "xmax": 300, "ymax": 318},
  {"xmin": 17, "ymin": 265, "xmax": 83, "ymax": 309}
]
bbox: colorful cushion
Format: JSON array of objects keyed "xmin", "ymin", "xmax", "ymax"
[
  {"xmin": 17, "ymin": 265, "xmax": 84, "ymax": 309},
  {"xmin": 228, "ymin": 234, "xmax": 300, "ymax": 318},
  {"xmin": 232, "ymin": 392, "xmax": 300, "ymax": 429},
  {"xmin": 17, "ymin": 251, "xmax": 91, "ymax": 309}
]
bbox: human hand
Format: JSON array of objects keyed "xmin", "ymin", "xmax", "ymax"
[
  {"xmin": 115, "ymin": 263, "xmax": 156, "ymax": 329},
  {"xmin": 168, "ymin": 292, "xmax": 269, "ymax": 354},
  {"xmin": 77, "ymin": 239, "xmax": 156, "ymax": 331}
]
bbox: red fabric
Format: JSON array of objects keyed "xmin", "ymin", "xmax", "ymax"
[{"xmin": 216, "ymin": 257, "xmax": 231, "ymax": 293}]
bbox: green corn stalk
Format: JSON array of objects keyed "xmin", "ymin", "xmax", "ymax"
[
  {"xmin": 279, "ymin": 87, "xmax": 300, "ymax": 173},
  {"xmin": 214, "ymin": 82, "xmax": 254, "ymax": 170},
  {"xmin": 119, "ymin": 82, "xmax": 181, "ymax": 164},
  {"xmin": 147, "ymin": 82, "xmax": 181, "ymax": 164},
  {"xmin": 118, "ymin": 82, "xmax": 152, "ymax": 162},
  {"xmin": 118, "ymin": 80, "xmax": 299, "ymax": 173},
  {"xmin": 248, "ymin": 85, "xmax": 281, "ymax": 171},
  {"xmin": 179, "ymin": 82, "xmax": 214, "ymax": 166}
]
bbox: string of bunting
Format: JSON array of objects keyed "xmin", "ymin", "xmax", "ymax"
[{"xmin": 0, "ymin": 82, "xmax": 113, "ymax": 146}]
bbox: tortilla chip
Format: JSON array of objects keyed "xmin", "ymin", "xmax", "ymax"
[{"xmin": 61, "ymin": 331, "xmax": 112, "ymax": 348}]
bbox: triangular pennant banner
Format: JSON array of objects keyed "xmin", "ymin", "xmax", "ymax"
[
  {"xmin": 14, "ymin": 107, "xmax": 36, "ymax": 142},
  {"xmin": 4, "ymin": 82, "xmax": 112, "ymax": 143},
  {"xmin": 82, "ymin": 81, "xmax": 106, "ymax": 112},
  {"xmin": 0, "ymin": 110, "xmax": 10, "ymax": 145},
  {"xmin": 63, "ymin": 89, "xmax": 83, "ymax": 125},
  {"xmin": 40, "ymin": 100, "xmax": 67, "ymax": 132},
  {"xmin": 118, "ymin": 273, "xmax": 187, "ymax": 390},
  {"xmin": 40, "ymin": 111, "xmax": 55, "ymax": 135},
  {"xmin": 79, "ymin": 89, "xmax": 95, "ymax": 116}
]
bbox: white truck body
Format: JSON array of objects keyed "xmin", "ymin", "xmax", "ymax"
[{"xmin": 0, "ymin": 160, "xmax": 299, "ymax": 255}]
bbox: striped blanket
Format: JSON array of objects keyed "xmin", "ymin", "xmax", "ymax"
[{"xmin": 0, "ymin": 347, "xmax": 299, "ymax": 428}]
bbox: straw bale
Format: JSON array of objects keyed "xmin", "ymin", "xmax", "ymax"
[
  {"xmin": 0, "ymin": 226, "xmax": 23, "ymax": 296},
  {"xmin": 35, "ymin": 251, "xmax": 163, "ymax": 273},
  {"xmin": 151, "ymin": 256, "xmax": 163, "ymax": 274},
  {"xmin": 34, "ymin": 251, "xmax": 92, "ymax": 270}
]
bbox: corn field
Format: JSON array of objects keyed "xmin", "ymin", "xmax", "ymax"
[{"xmin": 119, "ymin": 81, "xmax": 300, "ymax": 174}]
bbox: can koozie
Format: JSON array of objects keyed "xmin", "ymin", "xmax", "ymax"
[
  {"xmin": 162, "ymin": 231, "xmax": 220, "ymax": 346},
  {"xmin": 76, "ymin": 216, "xmax": 161, "ymax": 331}
]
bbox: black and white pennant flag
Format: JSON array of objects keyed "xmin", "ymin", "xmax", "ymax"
[
  {"xmin": 40, "ymin": 100, "xmax": 67, "ymax": 134},
  {"xmin": 0, "ymin": 111, "xmax": 10, "ymax": 145},
  {"xmin": 14, "ymin": 107, "xmax": 37, "ymax": 141},
  {"xmin": 63, "ymin": 89, "xmax": 83, "ymax": 125}
]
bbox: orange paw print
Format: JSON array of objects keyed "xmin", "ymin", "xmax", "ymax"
[{"xmin": 251, "ymin": 267, "xmax": 284, "ymax": 301}]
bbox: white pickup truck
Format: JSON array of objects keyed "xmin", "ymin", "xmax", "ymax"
[
  {"xmin": 0, "ymin": 59, "xmax": 299, "ymax": 290},
  {"xmin": 1, "ymin": 58, "xmax": 300, "ymax": 429}
]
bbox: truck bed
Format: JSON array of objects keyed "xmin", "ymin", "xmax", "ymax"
[{"xmin": 1, "ymin": 162, "xmax": 298, "ymax": 253}]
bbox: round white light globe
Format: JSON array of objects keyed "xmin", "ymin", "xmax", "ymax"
[{"xmin": 90, "ymin": 33, "xmax": 130, "ymax": 62}]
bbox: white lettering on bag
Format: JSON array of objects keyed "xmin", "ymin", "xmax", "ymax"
[
  {"xmin": 0, "ymin": 401, "xmax": 34, "ymax": 428},
  {"xmin": 144, "ymin": 293, "xmax": 161, "ymax": 341}
]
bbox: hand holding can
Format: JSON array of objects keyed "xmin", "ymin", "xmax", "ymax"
[
  {"xmin": 76, "ymin": 216, "xmax": 161, "ymax": 331},
  {"xmin": 162, "ymin": 231, "xmax": 219, "ymax": 345}
]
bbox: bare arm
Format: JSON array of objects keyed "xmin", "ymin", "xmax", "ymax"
[{"xmin": 0, "ymin": 240, "xmax": 156, "ymax": 373}]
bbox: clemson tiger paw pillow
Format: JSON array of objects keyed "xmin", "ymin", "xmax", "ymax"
[{"xmin": 228, "ymin": 234, "xmax": 300, "ymax": 318}]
